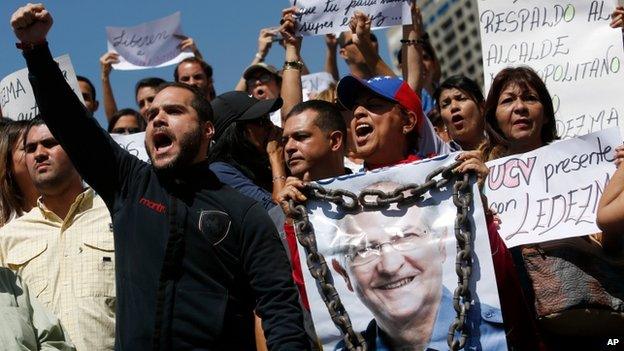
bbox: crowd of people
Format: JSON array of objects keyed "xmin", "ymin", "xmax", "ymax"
[{"xmin": 0, "ymin": 2, "xmax": 623, "ymax": 350}]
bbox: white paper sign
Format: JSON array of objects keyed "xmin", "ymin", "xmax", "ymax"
[
  {"xmin": 111, "ymin": 132, "xmax": 150, "ymax": 163},
  {"xmin": 478, "ymin": 0, "xmax": 624, "ymax": 139},
  {"xmin": 301, "ymin": 72, "xmax": 335, "ymax": 100},
  {"xmin": 106, "ymin": 12, "xmax": 194, "ymax": 70},
  {"xmin": 484, "ymin": 128, "xmax": 620, "ymax": 248},
  {"xmin": 0, "ymin": 54, "xmax": 84, "ymax": 121},
  {"xmin": 301, "ymin": 154, "xmax": 506, "ymax": 350},
  {"xmin": 291, "ymin": 0, "xmax": 411, "ymax": 36}
]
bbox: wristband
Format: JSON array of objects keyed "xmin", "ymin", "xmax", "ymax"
[
  {"xmin": 272, "ymin": 176, "xmax": 287, "ymax": 182},
  {"xmin": 283, "ymin": 60, "xmax": 304, "ymax": 71},
  {"xmin": 16, "ymin": 40, "xmax": 47, "ymax": 52},
  {"xmin": 255, "ymin": 52, "xmax": 265, "ymax": 61}
]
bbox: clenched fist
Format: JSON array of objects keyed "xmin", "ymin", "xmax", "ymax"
[{"xmin": 10, "ymin": 3, "xmax": 52, "ymax": 44}]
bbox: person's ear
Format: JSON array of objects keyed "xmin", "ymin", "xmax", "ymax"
[
  {"xmin": 331, "ymin": 258, "xmax": 354, "ymax": 291},
  {"xmin": 402, "ymin": 109, "xmax": 418, "ymax": 135},
  {"xmin": 93, "ymin": 100, "xmax": 99, "ymax": 112},
  {"xmin": 329, "ymin": 130, "xmax": 344, "ymax": 152},
  {"xmin": 203, "ymin": 121, "xmax": 215, "ymax": 144},
  {"xmin": 339, "ymin": 47, "xmax": 348, "ymax": 60}
]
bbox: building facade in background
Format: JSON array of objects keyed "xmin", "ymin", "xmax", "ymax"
[{"xmin": 387, "ymin": 0, "xmax": 484, "ymax": 89}]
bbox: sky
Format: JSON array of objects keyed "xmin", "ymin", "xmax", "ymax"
[{"xmin": 0, "ymin": 0, "xmax": 395, "ymax": 127}]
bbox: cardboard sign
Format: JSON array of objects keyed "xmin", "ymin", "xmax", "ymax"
[
  {"xmin": 106, "ymin": 12, "xmax": 194, "ymax": 70},
  {"xmin": 0, "ymin": 54, "xmax": 84, "ymax": 120},
  {"xmin": 291, "ymin": 0, "xmax": 411, "ymax": 36},
  {"xmin": 478, "ymin": 0, "xmax": 624, "ymax": 139},
  {"xmin": 110, "ymin": 132, "xmax": 150, "ymax": 163},
  {"xmin": 300, "ymin": 154, "xmax": 507, "ymax": 350},
  {"xmin": 484, "ymin": 128, "xmax": 620, "ymax": 248},
  {"xmin": 301, "ymin": 72, "xmax": 335, "ymax": 100}
]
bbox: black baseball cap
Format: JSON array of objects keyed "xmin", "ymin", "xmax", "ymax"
[{"xmin": 211, "ymin": 91, "xmax": 282, "ymax": 138}]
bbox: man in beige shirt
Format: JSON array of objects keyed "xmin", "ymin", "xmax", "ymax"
[{"xmin": 0, "ymin": 117, "xmax": 115, "ymax": 350}]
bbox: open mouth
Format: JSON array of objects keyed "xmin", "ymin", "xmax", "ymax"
[
  {"xmin": 378, "ymin": 276, "xmax": 416, "ymax": 290},
  {"xmin": 153, "ymin": 130, "xmax": 174, "ymax": 154},
  {"xmin": 451, "ymin": 114, "xmax": 464, "ymax": 128},
  {"xmin": 354, "ymin": 123, "xmax": 374, "ymax": 143},
  {"xmin": 254, "ymin": 88, "xmax": 266, "ymax": 99}
]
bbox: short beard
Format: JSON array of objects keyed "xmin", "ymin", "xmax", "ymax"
[{"xmin": 149, "ymin": 127, "xmax": 204, "ymax": 172}]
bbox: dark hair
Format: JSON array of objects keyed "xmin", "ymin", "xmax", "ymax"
[
  {"xmin": 285, "ymin": 100, "xmax": 347, "ymax": 144},
  {"xmin": 483, "ymin": 66, "xmax": 558, "ymax": 154},
  {"xmin": 207, "ymin": 121, "xmax": 272, "ymax": 191},
  {"xmin": 23, "ymin": 116, "xmax": 46, "ymax": 147},
  {"xmin": 0, "ymin": 119, "xmax": 31, "ymax": 225},
  {"xmin": 155, "ymin": 82, "xmax": 214, "ymax": 123},
  {"xmin": 434, "ymin": 74, "xmax": 485, "ymax": 110},
  {"xmin": 174, "ymin": 57, "xmax": 213, "ymax": 81},
  {"xmin": 338, "ymin": 31, "xmax": 378, "ymax": 48},
  {"xmin": 134, "ymin": 77, "xmax": 167, "ymax": 100},
  {"xmin": 77, "ymin": 75, "xmax": 96, "ymax": 100},
  {"xmin": 107, "ymin": 108, "xmax": 145, "ymax": 133}
]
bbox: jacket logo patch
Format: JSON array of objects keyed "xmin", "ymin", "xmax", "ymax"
[
  {"xmin": 139, "ymin": 197, "xmax": 166, "ymax": 214},
  {"xmin": 198, "ymin": 210, "xmax": 231, "ymax": 246}
]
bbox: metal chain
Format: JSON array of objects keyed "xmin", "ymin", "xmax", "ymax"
[{"xmin": 289, "ymin": 160, "xmax": 474, "ymax": 351}]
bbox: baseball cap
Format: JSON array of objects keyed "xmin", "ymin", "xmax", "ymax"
[
  {"xmin": 337, "ymin": 75, "xmax": 424, "ymax": 129},
  {"xmin": 211, "ymin": 91, "xmax": 282, "ymax": 139},
  {"xmin": 243, "ymin": 62, "xmax": 280, "ymax": 80}
]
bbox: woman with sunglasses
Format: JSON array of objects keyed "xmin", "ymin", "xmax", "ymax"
[{"xmin": 208, "ymin": 91, "xmax": 287, "ymax": 211}]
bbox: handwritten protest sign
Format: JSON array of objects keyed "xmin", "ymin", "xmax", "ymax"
[
  {"xmin": 0, "ymin": 55, "xmax": 84, "ymax": 121},
  {"xmin": 106, "ymin": 12, "xmax": 194, "ymax": 70},
  {"xmin": 484, "ymin": 128, "xmax": 620, "ymax": 248},
  {"xmin": 111, "ymin": 132, "xmax": 150, "ymax": 163},
  {"xmin": 299, "ymin": 154, "xmax": 507, "ymax": 349},
  {"xmin": 290, "ymin": 0, "xmax": 411, "ymax": 36},
  {"xmin": 478, "ymin": 0, "xmax": 624, "ymax": 139},
  {"xmin": 301, "ymin": 72, "xmax": 335, "ymax": 100}
]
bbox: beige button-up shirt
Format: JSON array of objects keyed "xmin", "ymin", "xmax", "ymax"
[{"xmin": 0, "ymin": 188, "xmax": 115, "ymax": 350}]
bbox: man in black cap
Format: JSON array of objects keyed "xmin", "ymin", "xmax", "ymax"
[{"xmin": 11, "ymin": 4, "xmax": 308, "ymax": 350}]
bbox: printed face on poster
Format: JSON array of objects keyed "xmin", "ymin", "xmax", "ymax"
[
  {"xmin": 299, "ymin": 155, "xmax": 507, "ymax": 350},
  {"xmin": 484, "ymin": 128, "xmax": 620, "ymax": 248},
  {"xmin": 0, "ymin": 54, "xmax": 84, "ymax": 121},
  {"xmin": 106, "ymin": 12, "xmax": 194, "ymax": 70},
  {"xmin": 290, "ymin": 0, "xmax": 411, "ymax": 36},
  {"xmin": 477, "ymin": 0, "xmax": 624, "ymax": 139}
]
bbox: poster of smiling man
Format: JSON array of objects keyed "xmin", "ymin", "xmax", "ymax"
[{"xmin": 296, "ymin": 155, "xmax": 507, "ymax": 350}]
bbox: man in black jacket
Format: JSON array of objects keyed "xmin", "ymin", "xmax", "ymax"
[{"xmin": 10, "ymin": 4, "xmax": 308, "ymax": 350}]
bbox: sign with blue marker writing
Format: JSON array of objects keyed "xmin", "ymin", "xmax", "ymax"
[
  {"xmin": 478, "ymin": 0, "xmax": 624, "ymax": 139},
  {"xmin": 290, "ymin": 0, "xmax": 411, "ymax": 36},
  {"xmin": 106, "ymin": 12, "xmax": 194, "ymax": 70},
  {"xmin": 483, "ymin": 128, "xmax": 620, "ymax": 248},
  {"xmin": 0, "ymin": 54, "xmax": 84, "ymax": 121}
]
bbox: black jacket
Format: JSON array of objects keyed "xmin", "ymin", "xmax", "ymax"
[{"xmin": 25, "ymin": 44, "xmax": 308, "ymax": 350}]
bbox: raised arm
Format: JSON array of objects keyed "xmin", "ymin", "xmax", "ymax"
[
  {"xmin": 279, "ymin": 7, "xmax": 303, "ymax": 118},
  {"xmin": 235, "ymin": 28, "xmax": 277, "ymax": 92},
  {"xmin": 99, "ymin": 51, "xmax": 120, "ymax": 122},
  {"xmin": 350, "ymin": 11, "xmax": 395, "ymax": 77},
  {"xmin": 174, "ymin": 34, "xmax": 204, "ymax": 60},
  {"xmin": 12, "ymin": 4, "xmax": 144, "ymax": 205},
  {"xmin": 403, "ymin": 0, "xmax": 425, "ymax": 95},
  {"xmin": 324, "ymin": 34, "xmax": 340, "ymax": 81}
]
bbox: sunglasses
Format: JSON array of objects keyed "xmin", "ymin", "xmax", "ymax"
[
  {"xmin": 111, "ymin": 127, "xmax": 141, "ymax": 135},
  {"xmin": 246, "ymin": 73, "xmax": 274, "ymax": 87}
]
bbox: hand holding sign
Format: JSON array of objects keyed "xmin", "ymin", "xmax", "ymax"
[
  {"xmin": 10, "ymin": 3, "xmax": 52, "ymax": 44},
  {"xmin": 610, "ymin": 5, "xmax": 624, "ymax": 28},
  {"xmin": 100, "ymin": 52, "xmax": 120, "ymax": 78}
]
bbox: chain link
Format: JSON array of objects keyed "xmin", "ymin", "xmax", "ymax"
[{"xmin": 289, "ymin": 160, "xmax": 474, "ymax": 350}]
